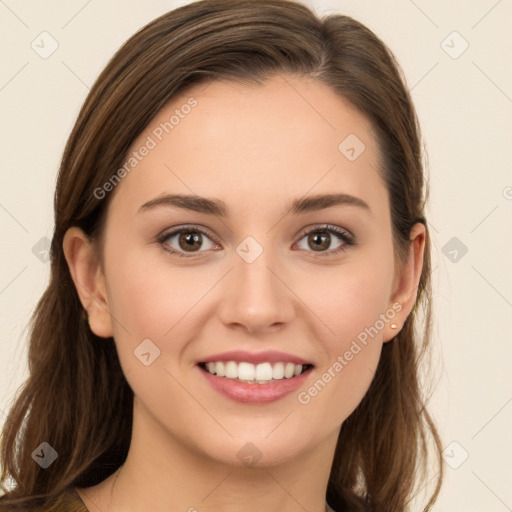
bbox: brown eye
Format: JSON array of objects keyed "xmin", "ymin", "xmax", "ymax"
[
  {"xmin": 177, "ymin": 232, "xmax": 204, "ymax": 252},
  {"xmin": 160, "ymin": 227, "xmax": 217, "ymax": 257},
  {"xmin": 295, "ymin": 225, "xmax": 354, "ymax": 256},
  {"xmin": 307, "ymin": 232, "xmax": 331, "ymax": 252}
]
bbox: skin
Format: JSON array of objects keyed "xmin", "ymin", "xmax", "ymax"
[{"xmin": 63, "ymin": 74, "xmax": 425, "ymax": 512}]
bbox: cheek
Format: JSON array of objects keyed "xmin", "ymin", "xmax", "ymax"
[
  {"xmin": 301, "ymin": 256, "xmax": 394, "ymax": 344},
  {"xmin": 102, "ymin": 250, "xmax": 214, "ymax": 412},
  {"xmin": 297, "ymin": 275, "xmax": 386, "ymax": 423},
  {"xmin": 293, "ymin": 254, "xmax": 392, "ymax": 416},
  {"xmin": 103, "ymin": 241, "xmax": 216, "ymax": 353}
]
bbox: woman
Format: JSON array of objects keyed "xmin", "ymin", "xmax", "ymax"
[{"xmin": 0, "ymin": 0, "xmax": 443, "ymax": 510}]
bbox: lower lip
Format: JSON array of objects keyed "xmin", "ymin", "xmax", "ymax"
[{"xmin": 198, "ymin": 365, "xmax": 313, "ymax": 404}]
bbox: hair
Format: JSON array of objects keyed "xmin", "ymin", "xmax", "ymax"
[{"xmin": 0, "ymin": 0, "xmax": 443, "ymax": 510}]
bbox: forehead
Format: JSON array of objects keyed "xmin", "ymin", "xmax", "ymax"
[{"xmin": 108, "ymin": 74, "xmax": 386, "ymax": 217}]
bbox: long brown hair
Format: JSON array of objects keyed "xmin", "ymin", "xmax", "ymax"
[{"xmin": 0, "ymin": 1, "xmax": 443, "ymax": 510}]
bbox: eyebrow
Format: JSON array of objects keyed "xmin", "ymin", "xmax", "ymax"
[{"xmin": 138, "ymin": 192, "xmax": 371, "ymax": 217}]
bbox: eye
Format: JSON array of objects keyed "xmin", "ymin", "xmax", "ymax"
[
  {"xmin": 157, "ymin": 225, "xmax": 219, "ymax": 257},
  {"xmin": 295, "ymin": 224, "xmax": 355, "ymax": 256},
  {"xmin": 157, "ymin": 223, "xmax": 355, "ymax": 259}
]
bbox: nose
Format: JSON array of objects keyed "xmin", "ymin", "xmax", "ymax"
[{"xmin": 216, "ymin": 248, "xmax": 295, "ymax": 335}]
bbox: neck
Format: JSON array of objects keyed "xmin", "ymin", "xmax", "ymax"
[{"xmin": 79, "ymin": 399, "xmax": 340, "ymax": 512}]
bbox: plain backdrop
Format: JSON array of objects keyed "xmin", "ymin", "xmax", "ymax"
[{"xmin": 1, "ymin": 1, "xmax": 511, "ymax": 510}]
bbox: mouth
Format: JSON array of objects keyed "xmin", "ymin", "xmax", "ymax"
[
  {"xmin": 196, "ymin": 355, "xmax": 315, "ymax": 404},
  {"xmin": 198, "ymin": 360, "xmax": 314, "ymax": 384}
]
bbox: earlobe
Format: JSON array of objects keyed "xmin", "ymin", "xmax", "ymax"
[
  {"xmin": 62, "ymin": 227, "xmax": 114, "ymax": 338},
  {"xmin": 383, "ymin": 222, "xmax": 426, "ymax": 343}
]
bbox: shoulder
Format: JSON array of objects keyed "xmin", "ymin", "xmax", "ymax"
[
  {"xmin": 42, "ymin": 487, "xmax": 89, "ymax": 512},
  {"xmin": 0, "ymin": 487, "xmax": 88, "ymax": 512},
  {"xmin": 326, "ymin": 488, "xmax": 371, "ymax": 512}
]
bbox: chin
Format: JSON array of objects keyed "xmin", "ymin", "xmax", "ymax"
[{"xmin": 197, "ymin": 431, "xmax": 312, "ymax": 469}]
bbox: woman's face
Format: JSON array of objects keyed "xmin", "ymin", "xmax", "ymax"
[{"xmin": 80, "ymin": 74, "xmax": 421, "ymax": 467}]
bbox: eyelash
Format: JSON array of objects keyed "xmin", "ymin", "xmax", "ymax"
[{"xmin": 156, "ymin": 223, "xmax": 356, "ymax": 258}]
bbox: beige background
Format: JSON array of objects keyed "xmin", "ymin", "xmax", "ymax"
[{"xmin": 1, "ymin": 0, "xmax": 511, "ymax": 510}]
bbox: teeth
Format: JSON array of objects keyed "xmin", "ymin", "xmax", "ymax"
[
  {"xmin": 225, "ymin": 361, "xmax": 238, "ymax": 379},
  {"xmin": 203, "ymin": 360, "xmax": 309, "ymax": 383},
  {"xmin": 238, "ymin": 362, "xmax": 255, "ymax": 381},
  {"xmin": 284, "ymin": 362, "xmax": 295, "ymax": 378},
  {"xmin": 255, "ymin": 362, "xmax": 272, "ymax": 380},
  {"xmin": 272, "ymin": 362, "xmax": 284, "ymax": 379}
]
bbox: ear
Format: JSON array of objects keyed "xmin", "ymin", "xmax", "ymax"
[
  {"xmin": 383, "ymin": 222, "xmax": 426, "ymax": 343},
  {"xmin": 62, "ymin": 227, "xmax": 114, "ymax": 338}
]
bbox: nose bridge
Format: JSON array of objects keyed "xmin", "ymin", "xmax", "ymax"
[{"xmin": 217, "ymin": 237, "xmax": 294, "ymax": 332}]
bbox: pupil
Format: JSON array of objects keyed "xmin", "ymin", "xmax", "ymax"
[
  {"xmin": 310, "ymin": 232, "xmax": 329, "ymax": 251},
  {"xmin": 181, "ymin": 232, "xmax": 201, "ymax": 250}
]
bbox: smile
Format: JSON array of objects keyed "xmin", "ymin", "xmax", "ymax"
[{"xmin": 199, "ymin": 361, "xmax": 313, "ymax": 384}]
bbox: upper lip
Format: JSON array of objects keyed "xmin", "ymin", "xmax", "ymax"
[{"xmin": 197, "ymin": 350, "xmax": 313, "ymax": 366}]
